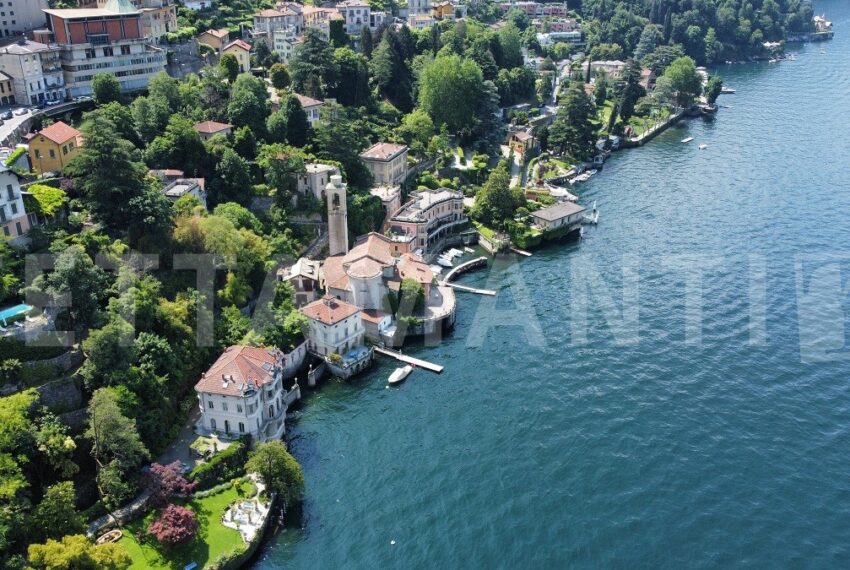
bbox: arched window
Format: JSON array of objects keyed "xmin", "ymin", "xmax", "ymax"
[
  {"xmin": 224, "ymin": 420, "xmax": 230, "ymax": 434},
  {"xmin": 269, "ymin": 405, "xmax": 275, "ymax": 418},
  {"xmin": 239, "ymin": 422, "xmax": 245, "ymax": 433},
  {"xmin": 210, "ymin": 418, "xmax": 216, "ymax": 431},
  {"xmin": 332, "ymin": 193, "xmax": 340, "ymax": 208}
]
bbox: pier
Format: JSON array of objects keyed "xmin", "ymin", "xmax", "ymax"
[
  {"xmin": 441, "ymin": 282, "xmax": 496, "ymax": 296},
  {"xmin": 374, "ymin": 347, "xmax": 445, "ymax": 373},
  {"xmin": 443, "ymin": 256, "xmax": 488, "ymax": 282},
  {"xmin": 510, "ymin": 247, "xmax": 532, "ymax": 257}
]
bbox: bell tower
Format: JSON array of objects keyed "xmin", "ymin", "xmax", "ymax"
[{"xmin": 326, "ymin": 174, "xmax": 349, "ymax": 256}]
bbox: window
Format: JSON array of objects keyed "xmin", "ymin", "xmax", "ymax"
[
  {"xmin": 14, "ymin": 222, "xmax": 20, "ymax": 235},
  {"xmin": 34, "ymin": 149, "xmax": 40, "ymax": 158},
  {"xmin": 239, "ymin": 422, "xmax": 245, "ymax": 433},
  {"xmin": 0, "ymin": 206, "xmax": 5, "ymax": 222},
  {"xmin": 49, "ymin": 149, "xmax": 55, "ymax": 158},
  {"xmin": 103, "ymin": 47, "xmax": 113, "ymax": 57},
  {"xmin": 207, "ymin": 400, "xmax": 214, "ymax": 409},
  {"xmin": 210, "ymin": 418, "xmax": 216, "ymax": 430},
  {"xmin": 222, "ymin": 402, "xmax": 228, "ymax": 412},
  {"xmin": 224, "ymin": 420, "xmax": 230, "ymax": 433},
  {"xmin": 10, "ymin": 202, "xmax": 16, "ymax": 215},
  {"xmin": 237, "ymin": 404, "xmax": 243, "ymax": 413},
  {"xmin": 121, "ymin": 45, "xmax": 130, "ymax": 55},
  {"xmin": 85, "ymin": 48, "xmax": 95, "ymax": 59}
]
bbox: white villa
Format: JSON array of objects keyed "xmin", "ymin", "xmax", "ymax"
[
  {"xmin": 297, "ymin": 163, "xmax": 340, "ymax": 201},
  {"xmin": 194, "ymin": 345, "xmax": 306, "ymax": 442},
  {"xmin": 360, "ymin": 142, "xmax": 409, "ymax": 186},
  {"xmin": 301, "ymin": 295, "xmax": 373, "ymax": 377}
]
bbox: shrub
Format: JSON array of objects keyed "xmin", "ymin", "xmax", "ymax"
[
  {"xmin": 0, "ymin": 337, "xmax": 68, "ymax": 362},
  {"xmin": 144, "ymin": 461, "xmax": 198, "ymax": 507},
  {"xmin": 187, "ymin": 440, "xmax": 248, "ymax": 490},
  {"xmin": 5, "ymin": 146, "xmax": 25, "ymax": 167},
  {"xmin": 147, "ymin": 504, "xmax": 198, "ymax": 546}
]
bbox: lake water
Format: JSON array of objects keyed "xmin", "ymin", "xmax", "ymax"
[{"xmin": 255, "ymin": 2, "xmax": 850, "ymax": 567}]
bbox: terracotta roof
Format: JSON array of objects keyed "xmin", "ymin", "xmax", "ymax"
[
  {"xmin": 202, "ymin": 28, "xmax": 230, "ymax": 38},
  {"xmin": 346, "ymin": 257, "xmax": 384, "ymax": 279},
  {"xmin": 397, "ymin": 253, "xmax": 434, "ymax": 285},
  {"xmin": 360, "ymin": 142, "xmax": 408, "ymax": 161},
  {"xmin": 224, "ymin": 39, "xmax": 252, "ymax": 52},
  {"xmin": 193, "ymin": 120, "xmax": 233, "ymax": 134},
  {"xmin": 511, "ymin": 130, "xmax": 533, "ymax": 141},
  {"xmin": 256, "ymin": 8, "xmax": 285, "ymax": 17},
  {"xmin": 36, "ymin": 121, "xmax": 81, "ymax": 145},
  {"xmin": 344, "ymin": 232, "xmax": 395, "ymax": 267},
  {"xmin": 302, "ymin": 295, "xmax": 360, "ymax": 326},
  {"xmin": 322, "ymin": 255, "xmax": 349, "ymax": 291},
  {"xmin": 294, "ymin": 93, "xmax": 323, "ymax": 108},
  {"xmin": 194, "ymin": 345, "xmax": 281, "ymax": 396},
  {"xmin": 149, "ymin": 168, "xmax": 185, "ymax": 178},
  {"xmin": 361, "ymin": 309, "xmax": 390, "ymax": 324}
]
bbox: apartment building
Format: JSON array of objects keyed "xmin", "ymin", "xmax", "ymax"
[
  {"xmin": 0, "ymin": 38, "xmax": 64, "ymax": 105},
  {"xmin": 0, "ymin": 0, "xmax": 50, "ymax": 40},
  {"xmin": 85, "ymin": 0, "xmax": 178, "ymax": 42},
  {"xmin": 40, "ymin": 0, "xmax": 167, "ymax": 97},
  {"xmin": 0, "ymin": 165, "xmax": 35, "ymax": 244},
  {"xmin": 388, "ymin": 188, "xmax": 467, "ymax": 253}
]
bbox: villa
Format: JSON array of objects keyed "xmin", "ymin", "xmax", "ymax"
[
  {"xmin": 193, "ymin": 120, "xmax": 233, "ymax": 141},
  {"xmin": 530, "ymin": 201, "xmax": 586, "ymax": 234},
  {"xmin": 297, "ymin": 163, "xmax": 340, "ymax": 201},
  {"xmin": 294, "ymin": 93, "xmax": 324, "ymax": 127},
  {"xmin": 360, "ymin": 142, "xmax": 409, "ymax": 186},
  {"xmin": 194, "ymin": 344, "xmax": 307, "ymax": 442},
  {"xmin": 387, "ymin": 188, "xmax": 467, "ymax": 254},
  {"xmin": 301, "ymin": 295, "xmax": 373, "ymax": 378}
]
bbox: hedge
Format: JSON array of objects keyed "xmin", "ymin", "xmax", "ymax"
[
  {"xmin": 0, "ymin": 336, "xmax": 69, "ymax": 362},
  {"xmin": 188, "ymin": 440, "xmax": 249, "ymax": 490}
]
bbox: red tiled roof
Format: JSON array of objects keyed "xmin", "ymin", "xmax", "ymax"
[
  {"xmin": 37, "ymin": 121, "xmax": 81, "ymax": 145},
  {"xmin": 194, "ymin": 345, "xmax": 281, "ymax": 396},
  {"xmin": 302, "ymin": 295, "xmax": 360, "ymax": 326},
  {"xmin": 361, "ymin": 309, "xmax": 390, "ymax": 324},
  {"xmin": 397, "ymin": 253, "xmax": 434, "ymax": 285},
  {"xmin": 193, "ymin": 120, "xmax": 233, "ymax": 134},
  {"xmin": 294, "ymin": 93, "xmax": 323, "ymax": 108},
  {"xmin": 224, "ymin": 39, "xmax": 252, "ymax": 52},
  {"xmin": 360, "ymin": 142, "xmax": 407, "ymax": 161},
  {"xmin": 344, "ymin": 233, "xmax": 395, "ymax": 267},
  {"xmin": 203, "ymin": 28, "xmax": 230, "ymax": 38}
]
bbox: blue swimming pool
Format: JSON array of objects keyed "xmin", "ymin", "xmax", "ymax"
[{"xmin": 0, "ymin": 303, "xmax": 32, "ymax": 324}]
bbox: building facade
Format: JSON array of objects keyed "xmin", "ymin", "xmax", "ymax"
[
  {"xmin": 0, "ymin": 39, "xmax": 64, "ymax": 105},
  {"xmin": 388, "ymin": 188, "xmax": 467, "ymax": 253},
  {"xmin": 326, "ymin": 174, "xmax": 349, "ymax": 257},
  {"xmin": 294, "ymin": 92, "xmax": 323, "ymax": 127},
  {"xmin": 301, "ymin": 296, "xmax": 371, "ymax": 375},
  {"xmin": 162, "ymin": 178, "xmax": 206, "ymax": 208},
  {"xmin": 0, "ymin": 165, "xmax": 34, "ymax": 244},
  {"xmin": 360, "ymin": 142, "xmax": 409, "ymax": 186},
  {"xmin": 28, "ymin": 121, "xmax": 82, "ymax": 175},
  {"xmin": 0, "ymin": 0, "xmax": 50, "ymax": 40},
  {"xmin": 409, "ymin": 0, "xmax": 432, "ymax": 16},
  {"xmin": 529, "ymin": 201, "xmax": 586, "ymax": 232},
  {"xmin": 297, "ymin": 162, "xmax": 339, "ymax": 201},
  {"xmin": 194, "ymin": 345, "xmax": 306, "ymax": 442},
  {"xmin": 40, "ymin": 1, "xmax": 167, "ymax": 97},
  {"xmin": 222, "ymin": 39, "xmax": 251, "ymax": 73}
]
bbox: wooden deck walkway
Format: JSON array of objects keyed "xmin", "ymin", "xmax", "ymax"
[{"xmin": 374, "ymin": 347, "xmax": 445, "ymax": 373}]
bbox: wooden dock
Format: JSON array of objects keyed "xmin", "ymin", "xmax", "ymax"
[
  {"xmin": 441, "ymin": 282, "xmax": 496, "ymax": 296},
  {"xmin": 443, "ymin": 256, "xmax": 488, "ymax": 282},
  {"xmin": 374, "ymin": 347, "xmax": 444, "ymax": 373}
]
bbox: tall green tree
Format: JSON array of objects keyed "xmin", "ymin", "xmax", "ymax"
[
  {"xmin": 290, "ymin": 28, "xmax": 338, "ymax": 99},
  {"xmin": 220, "ymin": 52, "xmax": 240, "ymax": 83},
  {"xmin": 418, "ymin": 54, "xmax": 484, "ymax": 135},
  {"xmin": 144, "ymin": 114, "xmax": 207, "ymax": 175},
  {"xmin": 662, "ymin": 56, "xmax": 702, "ymax": 107},
  {"xmin": 360, "ymin": 26, "xmax": 374, "ymax": 58},
  {"xmin": 371, "ymin": 32, "xmax": 414, "ymax": 111},
  {"xmin": 472, "ymin": 161, "xmax": 524, "ymax": 229},
  {"xmin": 245, "ymin": 441, "xmax": 304, "ymax": 505},
  {"xmin": 332, "ymin": 47, "xmax": 370, "ymax": 107},
  {"xmin": 227, "ymin": 74, "xmax": 271, "ymax": 136},
  {"xmin": 269, "ymin": 63, "xmax": 290, "ymax": 89},
  {"xmin": 280, "ymin": 93, "xmax": 310, "ymax": 147},
  {"xmin": 548, "ymin": 83, "xmax": 597, "ymax": 160},
  {"xmin": 91, "ymin": 73, "xmax": 121, "ymax": 106},
  {"xmin": 34, "ymin": 482, "xmax": 84, "ymax": 542}
]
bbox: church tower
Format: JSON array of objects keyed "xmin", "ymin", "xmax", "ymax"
[{"xmin": 326, "ymin": 174, "xmax": 349, "ymax": 256}]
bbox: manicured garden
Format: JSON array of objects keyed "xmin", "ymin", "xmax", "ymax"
[{"xmin": 118, "ymin": 481, "xmax": 255, "ymax": 570}]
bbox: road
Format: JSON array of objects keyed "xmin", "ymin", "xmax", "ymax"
[{"xmin": 0, "ymin": 106, "xmax": 34, "ymax": 147}]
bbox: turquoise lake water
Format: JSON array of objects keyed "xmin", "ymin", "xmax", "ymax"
[{"xmin": 255, "ymin": 2, "xmax": 850, "ymax": 566}]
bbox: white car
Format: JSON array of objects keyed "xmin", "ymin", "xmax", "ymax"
[{"xmin": 13, "ymin": 108, "xmax": 28, "ymax": 116}]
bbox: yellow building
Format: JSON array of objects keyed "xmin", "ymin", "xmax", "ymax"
[
  {"xmin": 28, "ymin": 121, "xmax": 83, "ymax": 175},
  {"xmin": 221, "ymin": 39, "xmax": 252, "ymax": 73},
  {"xmin": 197, "ymin": 28, "xmax": 230, "ymax": 52}
]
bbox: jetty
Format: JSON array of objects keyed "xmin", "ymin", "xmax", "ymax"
[
  {"xmin": 442, "ymin": 281, "xmax": 496, "ymax": 296},
  {"xmin": 510, "ymin": 247, "xmax": 532, "ymax": 257},
  {"xmin": 443, "ymin": 256, "xmax": 488, "ymax": 282},
  {"xmin": 374, "ymin": 347, "xmax": 444, "ymax": 373}
]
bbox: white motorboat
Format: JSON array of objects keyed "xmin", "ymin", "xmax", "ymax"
[
  {"xmin": 681, "ymin": 136, "xmax": 694, "ymax": 143},
  {"xmin": 436, "ymin": 256, "xmax": 453, "ymax": 268},
  {"xmin": 430, "ymin": 265, "xmax": 443, "ymax": 275},
  {"xmin": 698, "ymin": 144, "xmax": 708, "ymax": 150},
  {"xmin": 447, "ymin": 248, "xmax": 463, "ymax": 258},
  {"xmin": 464, "ymin": 247, "xmax": 474, "ymax": 253},
  {"xmin": 388, "ymin": 365, "xmax": 413, "ymax": 385},
  {"xmin": 720, "ymin": 86, "xmax": 736, "ymax": 94}
]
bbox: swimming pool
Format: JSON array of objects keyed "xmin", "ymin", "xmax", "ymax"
[{"xmin": 0, "ymin": 303, "xmax": 32, "ymax": 325}]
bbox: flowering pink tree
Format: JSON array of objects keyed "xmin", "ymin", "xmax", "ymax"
[
  {"xmin": 144, "ymin": 461, "xmax": 198, "ymax": 507},
  {"xmin": 147, "ymin": 504, "xmax": 198, "ymax": 546}
]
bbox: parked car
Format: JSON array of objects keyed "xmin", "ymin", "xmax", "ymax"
[
  {"xmin": 13, "ymin": 108, "xmax": 28, "ymax": 116},
  {"xmin": 1, "ymin": 111, "xmax": 12, "ymax": 120},
  {"xmin": 45, "ymin": 99, "xmax": 61, "ymax": 107}
]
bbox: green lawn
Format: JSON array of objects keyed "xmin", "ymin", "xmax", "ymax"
[{"xmin": 118, "ymin": 483, "xmax": 253, "ymax": 570}]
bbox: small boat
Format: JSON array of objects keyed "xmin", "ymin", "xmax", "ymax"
[
  {"xmin": 820, "ymin": 50, "xmax": 826, "ymax": 54},
  {"xmin": 464, "ymin": 247, "xmax": 474, "ymax": 253},
  {"xmin": 698, "ymin": 144, "xmax": 708, "ymax": 150},
  {"xmin": 447, "ymin": 248, "xmax": 463, "ymax": 258},
  {"xmin": 95, "ymin": 529, "xmax": 123, "ymax": 545},
  {"xmin": 436, "ymin": 256, "xmax": 453, "ymax": 268},
  {"xmin": 720, "ymin": 86, "xmax": 736, "ymax": 94},
  {"xmin": 681, "ymin": 136, "xmax": 694, "ymax": 144},
  {"xmin": 388, "ymin": 365, "xmax": 413, "ymax": 385},
  {"xmin": 429, "ymin": 265, "xmax": 443, "ymax": 275}
]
